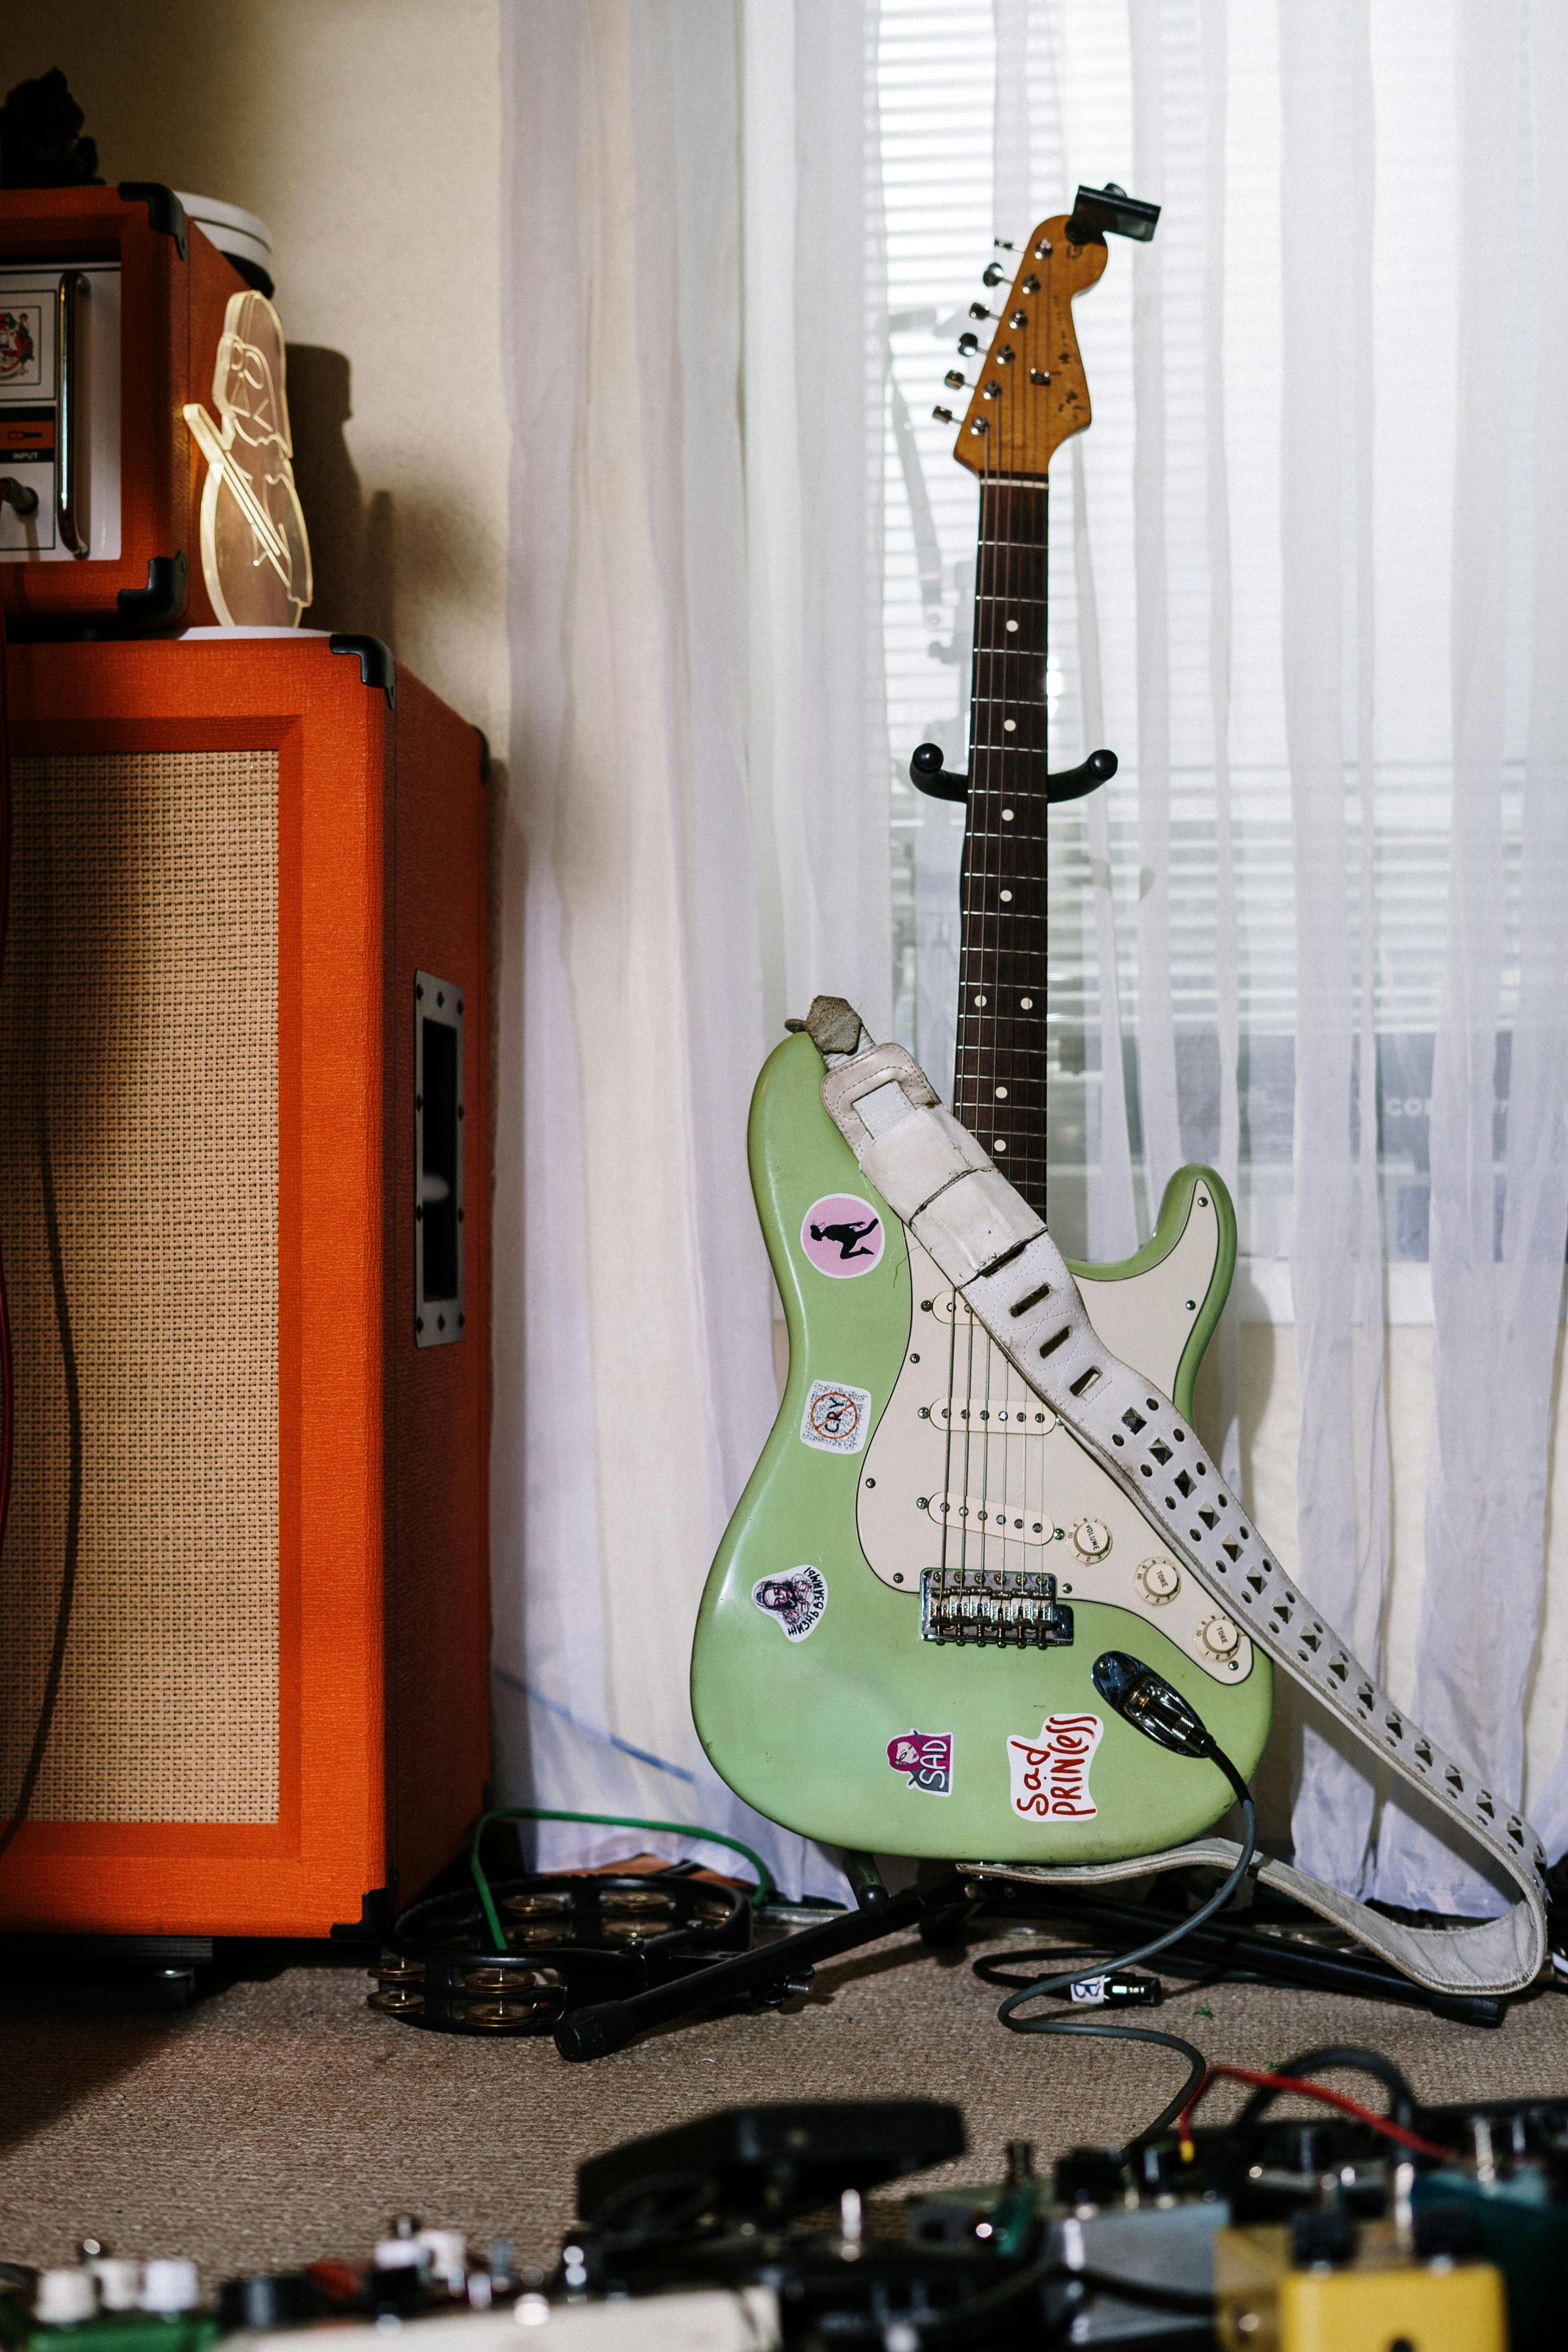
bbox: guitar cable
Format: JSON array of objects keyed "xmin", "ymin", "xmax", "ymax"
[
  {"xmin": 0, "ymin": 598, "xmax": 80, "ymax": 1871},
  {"xmin": 976, "ymin": 1651, "xmax": 1257, "ymax": 2148}
]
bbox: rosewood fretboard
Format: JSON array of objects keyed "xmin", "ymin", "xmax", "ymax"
[{"xmin": 951, "ymin": 478, "xmax": 1051, "ymax": 1220}]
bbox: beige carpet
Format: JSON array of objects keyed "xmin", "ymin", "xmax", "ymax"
[{"xmin": 4, "ymin": 1931, "xmax": 1567, "ymax": 2288}]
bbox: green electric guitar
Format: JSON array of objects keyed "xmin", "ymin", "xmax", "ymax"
[{"xmin": 692, "ymin": 192, "xmax": 1272, "ymax": 1863}]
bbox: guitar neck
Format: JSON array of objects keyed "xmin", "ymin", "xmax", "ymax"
[{"xmin": 952, "ymin": 478, "xmax": 1050, "ymax": 1220}]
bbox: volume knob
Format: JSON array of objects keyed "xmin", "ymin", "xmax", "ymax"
[{"xmin": 1071, "ymin": 1518, "xmax": 1111, "ymax": 1562}]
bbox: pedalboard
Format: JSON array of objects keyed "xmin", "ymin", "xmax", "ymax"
[{"xmin": 6, "ymin": 2083, "xmax": 1567, "ymax": 2350}]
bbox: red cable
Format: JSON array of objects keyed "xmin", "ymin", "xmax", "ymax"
[{"xmin": 1176, "ymin": 2065, "xmax": 1453, "ymax": 2164}]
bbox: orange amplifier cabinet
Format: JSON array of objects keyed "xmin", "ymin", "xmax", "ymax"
[
  {"xmin": 0, "ymin": 633, "xmax": 490, "ymax": 1939},
  {"xmin": 0, "ymin": 185, "xmax": 247, "ymax": 632}
]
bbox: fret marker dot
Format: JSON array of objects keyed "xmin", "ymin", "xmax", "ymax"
[
  {"xmin": 999, "ymin": 888, "xmax": 1013, "ymax": 902},
  {"xmin": 1006, "ymin": 618, "xmax": 1019, "ymax": 633},
  {"xmin": 1003, "ymin": 718, "xmax": 1017, "ymax": 732},
  {"xmin": 1020, "ymin": 995, "xmax": 1034, "ymax": 1010},
  {"xmin": 994, "ymin": 1139, "xmax": 1007, "ymax": 1153},
  {"xmin": 973, "ymin": 994, "xmax": 987, "ymax": 1007},
  {"xmin": 995, "ymin": 1086, "xmax": 1008, "ymax": 1099},
  {"xmin": 1002, "ymin": 808, "xmax": 1014, "ymax": 821}
]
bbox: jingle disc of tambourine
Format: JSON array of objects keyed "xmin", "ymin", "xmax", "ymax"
[{"xmin": 369, "ymin": 1870, "xmax": 751, "ymax": 2036}]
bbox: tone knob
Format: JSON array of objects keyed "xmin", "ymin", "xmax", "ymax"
[
  {"xmin": 1071, "ymin": 1518, "xmax": 1111, "ymax": 1562},
  {"xmin": 1134, "ymin": 1555, "xmax": 1180, "ymax": 1605},
  {"xmin": 1198, "ymin": 1613, "xmax": 1241, "ymax": 1658}
]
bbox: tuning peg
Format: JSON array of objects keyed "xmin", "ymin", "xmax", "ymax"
[
  {"xmin": 931, "ymin": 405, "xmax": 955, "ymax": 424},
  {"xmin": 982, "ymin": 261, "xmax": 1008, "ymax": 288},
  {"xmin": 970, "ymin": 301, "xmax": 995, "ymax": 321},
  {"xmin": 993, "ymin": 238, "xmax": 1015, "ymax": 250},
  {"xmin": 957, "ymin": 331, "xmax": 980, "ymax": 357},
  {"xmin": 943, "ymin": 369, "xmax": 968, "ymax": 391}
]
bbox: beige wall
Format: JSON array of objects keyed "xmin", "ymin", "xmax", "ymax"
[{"xmin": 0, "ymin": 0, "xmax": 511, "ymax": 748}]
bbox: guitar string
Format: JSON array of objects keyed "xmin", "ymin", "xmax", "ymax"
[
  {"xmin": 994, "ymin": 314, "xmax": 1014, "ymax": 1576},
  {"xmin": 999, "ymin": 299, "xmax": 1025, "ymax": 1567},
  {"xmin": 1006, "ymin": 274, "xmax": 1026, "ymax": 1577},
  {"xmin": 963, "ymin": 394, "xmax": 996, "ymax": 1579},
  {"xmin": 980, "ymin": 340, "xmax": 1001, "ymax": 1574},
  {"xmin": 943, "ymin": 381, "xmax": 983, "ymax": 1583}
]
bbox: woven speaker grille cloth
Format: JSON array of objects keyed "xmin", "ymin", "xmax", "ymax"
[{"xmin": 0, "ymin": 751, "xmax": 279, "ymax": 1825}]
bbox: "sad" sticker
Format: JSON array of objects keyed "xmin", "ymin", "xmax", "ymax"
[
  {"xmin": 887, "ymin": 1729, "xmax": 952, "ymax": 1795},
  {"xmin": 1007, "ymin": 1712, "xmax": 1103, "ymax": 1821}
]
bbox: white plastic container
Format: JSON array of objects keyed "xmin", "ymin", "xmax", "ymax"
[{"xmin": 174, "ymin": 194, "xmax": 275, "ymax": 296}]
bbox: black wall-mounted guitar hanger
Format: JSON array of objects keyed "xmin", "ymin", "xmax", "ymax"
[{"xmin": 909, "ymin": 741, "xmax": 1118, "ymax": 805}]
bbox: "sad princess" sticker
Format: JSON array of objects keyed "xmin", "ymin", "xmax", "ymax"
[{"xmin": 1007, "ymin": 1712, "xmax": 1104, "ymax": 1822}]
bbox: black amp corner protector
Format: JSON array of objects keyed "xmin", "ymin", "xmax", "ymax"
[
  {"xmin": 116, "ymin": 551, "xmax": 187, "ymax": 626},
  {"xmin": 116, "ymin": 182, "xmax": 188, "ymax": 259},
  {"xmin": 329, "ymin": 1880, "xmax": 398, "ymax": 1943},
  {"xmin": 329, "ymin": 633, "xmax": 396, "ymax": 706}
]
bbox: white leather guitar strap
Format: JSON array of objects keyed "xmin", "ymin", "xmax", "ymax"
[{"xmin": 815, "ymin": 1014, "xmax": 1548, "ymax": 1997}]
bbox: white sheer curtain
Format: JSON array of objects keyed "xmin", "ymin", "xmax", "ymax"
[
  {"xmin": 1276, "ymin": 2, "xmax": 1391, "ymax": 1904},
  {"xmin": 494, "ymin": 0, "xmax": 1568, "ymax": 1911},
  {"xmin": 494, "ymin": 0, "xmax": 881, "ymax": 1897},
  {"xmin": 1377, "ymin": 3, "xmax": 1568, "ymax": 1912}
]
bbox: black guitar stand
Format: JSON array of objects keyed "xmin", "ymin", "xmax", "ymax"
[{"xmin": 553, "ymin": 1857, "xmax": 974, "ymax": 2062}]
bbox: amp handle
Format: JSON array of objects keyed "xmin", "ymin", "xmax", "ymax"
[{"xmin": 56, "ymin": 272, "xmax": 90, "ymax": 559}]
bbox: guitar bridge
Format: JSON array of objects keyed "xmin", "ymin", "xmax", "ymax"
[{"xmin": 920, "ymin": 1567, "xmax": 1075, "ymax": 1649}]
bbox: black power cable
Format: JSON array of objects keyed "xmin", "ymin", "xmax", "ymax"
[{"xmin": 0, "ymin": 703, "xmax": 80, "ymax": 1869}]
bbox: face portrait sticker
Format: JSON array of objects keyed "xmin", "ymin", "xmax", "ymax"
[
  {"xmin": 886, "ymin": 1729, "xmax": 953, "ymax": 1795},
  {"xmin": 799, "ymin": 1378, "xmax": 873, "ymax": 1455},
  {"xmin": 751, "ymin": 1565, "xmax": 827, "ymax": 1643},
  {"xmin": 1007, "ymin": 1712, "xmax": 1104, "ymax": 1822},
  {"xmin": 0, "ymin": 306, "xmax": 41, "ymax": 387},
  {"xmin": 801, "ymin": 1194, "xmax": 885, "ymax": 1279}
]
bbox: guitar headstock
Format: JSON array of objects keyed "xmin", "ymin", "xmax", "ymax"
[{"xmin": 937, "ymin": 185, "xmax": 1159, "ymax": 481}]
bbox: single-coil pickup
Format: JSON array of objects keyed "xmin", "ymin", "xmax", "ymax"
[
  {"xmin": 928, "ymin": 1399, "xmax": 1056, "ymax": 1431},
  {"xmin": 920, "ymin": 1566, "xmax": 1074, "ymax": 1648},
  {"xmin": 923, "ymin": 1492, "xmax": 1057, "ymax": 1541}
]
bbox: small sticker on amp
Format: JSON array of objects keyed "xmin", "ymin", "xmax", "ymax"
[
  {"xmin": 887, "ymin": 1729, "xmax": 953, "ymax": 1795},
  {"xmin": 752, "ymin": 1565, "xmax": 827, "ymax": 1643},
  {"xmin": 799, "ymin": 1378, "xmax": 872, "ymax": 1455},
  {"xmin": 1007, "ymin": 1712, "xmax": 1104, "ymax": 1822},
  {"xmin": 801, "ymin": 1195, "xmax": 885, "ymax": 1279}
]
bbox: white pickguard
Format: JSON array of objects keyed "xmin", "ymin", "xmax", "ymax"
[{"xmin": 855, "ymin": 1187, "xmax": 1254, "ymax": 1687}]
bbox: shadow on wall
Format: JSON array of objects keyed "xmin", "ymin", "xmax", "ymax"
[{"xmin": 286, "ymin": 345, "xmax": 393, "ymax": 645}]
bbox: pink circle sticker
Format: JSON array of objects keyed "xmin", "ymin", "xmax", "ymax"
[{"xmin": 801, "ymin": 1194, "xmax": 885, "ymax": 1278}]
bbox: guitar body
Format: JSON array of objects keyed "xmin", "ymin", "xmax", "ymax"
[{"xmin": 691, "ymin": 1033, "xmax": 1272, "ymax": 1859}]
